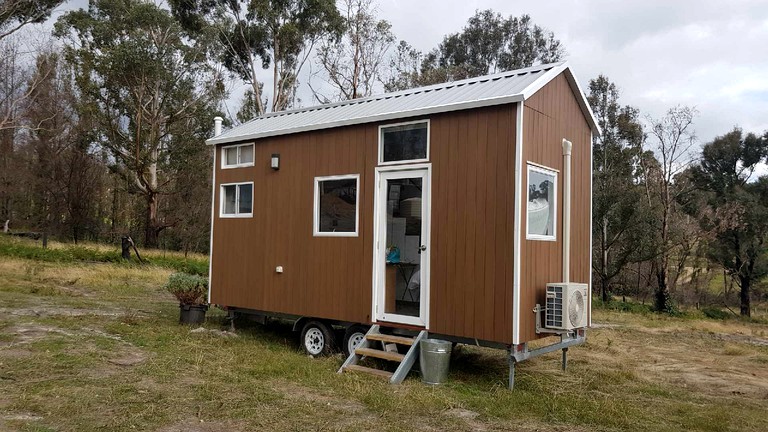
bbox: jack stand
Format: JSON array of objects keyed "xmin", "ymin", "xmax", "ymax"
[
  {"xmin": 506, "ymin": 331, "xmax": 585, "ymax": 390},
  {"xmin": 562, "ymin": 347, "xmax": 568, "ymax": 371}
]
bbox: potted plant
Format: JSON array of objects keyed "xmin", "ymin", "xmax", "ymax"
[{"xmin": 165, "ymin": 272, "xmax": 208, "ymax": 324}]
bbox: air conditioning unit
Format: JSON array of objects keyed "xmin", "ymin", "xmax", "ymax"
[{"xmin": 545, "ymin": 283, "xmax": 588, "ymax": 330}]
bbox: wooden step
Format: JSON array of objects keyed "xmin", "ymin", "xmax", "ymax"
[
  {"xmin": 366, "ymin": 333, "xmax": 415, "ymax": 346},
  {"xmin": 344, "ymin": 364, "xmax": 393, "ymax": 379},
  {"xmin": 355, "ymin": 347, "xmax": 405, "ymax": 362}
]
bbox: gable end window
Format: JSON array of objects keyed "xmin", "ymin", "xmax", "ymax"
[
  {"xmin": 526, "ymin": 164, "xmax": 557, "ymax": 241},
  {"xmin": 222, "ymin": 144, "xmax": 254, "ymax": 168},
  {"xmin": 313, "ymin": 174, "xmax": 359, "ymax": 237},
  {"xmin": 220, "ymin": 182, "xmax": 253, "ymax": 218},
  {"xmin": 379, "ymin": 120, "xmax": 429, "ymax": 165}
]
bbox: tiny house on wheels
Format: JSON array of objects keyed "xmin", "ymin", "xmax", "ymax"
[{"xmin": 206, "ymin": 61, "xmax": 600, "ymax": 388}]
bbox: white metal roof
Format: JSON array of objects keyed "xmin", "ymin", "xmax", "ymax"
[{"xmin": 207, "ymin": 61, "xmax": 600, "ymax": 145}]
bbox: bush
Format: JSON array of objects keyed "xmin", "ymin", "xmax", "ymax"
[
  {"xmin": 701, "ymin": 307, "xmax": 730, "ymax": 320},
  {"xmin": 165, "ymin": 273, "xmax": 208, "ymax": 305}
]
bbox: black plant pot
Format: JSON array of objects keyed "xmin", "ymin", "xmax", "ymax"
[{"xmin": 179, "ymin": 304, "xmax": 208, "ymax": 325}]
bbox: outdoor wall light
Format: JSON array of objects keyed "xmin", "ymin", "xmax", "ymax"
[{"xmin": 271, "ymin": 153, "xmax": 280, "ymax": 170}]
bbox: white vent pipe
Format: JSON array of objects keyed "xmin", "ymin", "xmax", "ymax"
[
  {"xmin": 562, "ymin": 139, "xmax": 572, "ymax": 284},
  {"xmin": 214, "ymin": 116, "xmax": 223, "ymax": 137}
]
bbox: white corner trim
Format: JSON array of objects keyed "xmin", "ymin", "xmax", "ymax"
[
  {"xmin": 219, "ymin": 181, "xmax": 254, "ymax": 218},
  {"xmin": 525, "ymin": 164, "xmax": 558, "ymax": 242},
  {"xmin": 513, "ymin": 101, "xmax": 524, "ymax": 346},
  {"xmin": 378, "ymin": 119, "xmax": 430, "ymax": 166},
  {"xmin": 588, "ymin": 132, "xmax": 594, "ymax": 327},
  {"xmin": 207, "ymin": 147, "xmax": 216, "ymax": 304},
  {"xmin": 313, "ymin": 174, "xmax": 360, "ymax": 237}
]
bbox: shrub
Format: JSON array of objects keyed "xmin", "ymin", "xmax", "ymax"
[
  {"xmin": 701, "ymin": 307, "xmax": 729, "ymax": 320},
  {"xmin": 165, "ymin": 273, "xmax": 208, "ymax": 305}
]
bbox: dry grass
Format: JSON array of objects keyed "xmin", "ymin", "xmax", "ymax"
[{"xmin": 1, "ymin": 256, "xmax": 767, "ymax": 431}]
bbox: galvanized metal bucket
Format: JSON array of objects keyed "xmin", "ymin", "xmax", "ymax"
[{"xmin": 419, "ymin": 339, "xmax": 452, "ymax": 384}]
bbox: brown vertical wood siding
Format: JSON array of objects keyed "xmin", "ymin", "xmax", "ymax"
[
  {"xmin": 211, "ymin": 105, "xmax": 518, "ymax": 345},
  {"xmin": 519, "ymin": 74, "xmax": 593, "ymax": 343},
  {"xmin": 210, "ymin": 72, "xmax": 591, "ymax": 346}
]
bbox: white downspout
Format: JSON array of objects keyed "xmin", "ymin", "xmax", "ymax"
[
  {"xmin": 207, "ymin": 117, "xmax": 223, "ymax": 304},
  {"xmin": 562, "ymin": 139, "xmax": 572, "ymax": 284}
]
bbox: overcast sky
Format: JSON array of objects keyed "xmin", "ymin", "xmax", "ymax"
[{"xmin": 50, "ymin": 0, "xmax": 768, "ymax": 147}]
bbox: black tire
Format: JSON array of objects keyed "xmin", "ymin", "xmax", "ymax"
[
  {"xmin": 342, "ymin": 324, "xmax": 369, "ymax": 357},
  {"xmin": 300, "ymin": 320, "xmax": 336, "ymax": 357}
]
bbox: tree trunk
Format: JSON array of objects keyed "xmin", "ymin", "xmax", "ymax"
[
  {"xmin": 145, "ymin": 192, "xmax": 159, "ymax": 248},
  {"xmin": 600, "ymin": 216, "xmax": 609, "ymax": 303},
  {"xmin": 655, "ymin": 266, "xmax": 671, "ymax": 313},
  {"xmin": 739, "ymin": 275, "xmax": 751, "ymax": 317}
]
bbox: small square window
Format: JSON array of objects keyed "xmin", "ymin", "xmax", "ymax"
[
  {"xmin": 220, "ymin": 182, "xmax": 253, "ymax": 217},
  {"xmin": 527, "ymin": 165, "xmax": 557, "ymax": 241},
  {"xmin": 314, "ymin": 175, "xmax": 359, "ymax": 236},
  {"xmin": 379, "ymin": 120, "xmax": 429, "ymax": 164},
  {"xmin": 222, "ymin": 144, "xmax": 255, "ymax": 168}
]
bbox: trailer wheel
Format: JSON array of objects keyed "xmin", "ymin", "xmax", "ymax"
[
  {"xmin": 342, "ymin": 324, "xmax": 369, "ymax": 357},
  {"xmin": 300, "ymin": 321, "xmax": 335, "ymax": 357}
]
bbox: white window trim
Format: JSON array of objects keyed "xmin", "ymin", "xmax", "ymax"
[
  {"xmin": 313, "ymin": 174, "xmax": 360, "ymax": 237},
  {"xmin": 221, "ymin": 143, "xmax": 255, "ymax": 169},
  {"xmin": 378, "ymin": 119, "xmax": 430, "ymax": 166},
  {"xmin": 526, "ymin": 163, "xmax": 557, "ymax": 242},
  {"xmin": 219, "ymin": 182, "xmax": 254, "ymax": 218}
]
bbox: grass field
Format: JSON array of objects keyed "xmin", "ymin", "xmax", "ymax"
[{"xmin": 1, "ymin": 242, "xmax": 767, "ymax": 431}]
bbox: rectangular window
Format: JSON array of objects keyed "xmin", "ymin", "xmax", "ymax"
[
  {"xmin": 221, "ymin": 144, "xmax": 254, "ymax": 168},
  {"xmin": 527, "ymin": 164, "xmax": 557, "ymax": 241},
  {"xmin": 379, "ymin": 120, "xmax": 429, "ymax": 165},
  {"xmin": 314, "ymin": 174, "xmax": 359, "ymax": 237},
  {"xmin": 220, "ymin": 182, "xmax": 253, "ymax": 217}
]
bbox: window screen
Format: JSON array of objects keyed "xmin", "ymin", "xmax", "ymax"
[{"xmin": 380, "ymin": 121, "xmax": 428, "ymax": 163}]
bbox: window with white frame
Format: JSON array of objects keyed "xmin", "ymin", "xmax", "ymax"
[
  {"xmin": 222, "ymin": 144, "xmax": 254, "ymax": 168},
  {"xmin": 314, "ymin": 175, "xmax": 359, "ymax": 236},
  {"xmin": 527, "ymin": 164, "xmax": 557, "ymax": 240},
  {"xmin": 220, "ymin": 182, "xmax": 253, "ymax": 217},
  {"xmin": 379, "ymin": 120, "xmax": 429, "ymax": 164}
]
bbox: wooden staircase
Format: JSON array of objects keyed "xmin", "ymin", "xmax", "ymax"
[{"xmin": 338, "ymin": 325, "xmax": 427, "ymax": 384}]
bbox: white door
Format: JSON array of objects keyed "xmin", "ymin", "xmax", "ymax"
[{"xmin": 373, "ymin": 166, "xmax": 430, "ymax": 327}]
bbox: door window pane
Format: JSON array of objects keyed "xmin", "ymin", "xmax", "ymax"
[
  {"xmin": 381, "ymin": 122, "xmax": 428, "ymax": 163},
  {"xmin": 384, "ymin": 177, "xmax": 423, "ymax": 318},
  {"xmin": 527, "ymin": 166, "xmax": 556, "ymax": 239},
  {"xmin": 315, "ymin": 176, "xmax": 358, "ymax": 235}
]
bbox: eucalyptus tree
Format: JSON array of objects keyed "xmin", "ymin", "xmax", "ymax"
[
  {"xmin": 18, "ymin": 52, "xmax": 108, "ymax": 242},
  {"xmin": 170, "ymin": 0, "xmax": 343, "ymax": 116},
  {"xmin": 314, "ymin": 0, "xmax": 395, "ymax": 101},
  {"xmin": 55, "ymin": 0, "xmax": 225, "ymax": 247},
  {"xmin": 587, "ymin": 75, "xmax": 647, "ymax": 303},
  {"xmin": 385, "ymin": 10, "xmax": 564, "ymax": 91},
  {"xmin": 639, "ymin": 106, "xmax": 698, "ymax": 312},
  {"xmin": 690, "ymin": 129, "xmax": 768, "ymax": 316},
  {"xmin": 0, "ymin": 0, "xmax": 63, "ymax": 40}
]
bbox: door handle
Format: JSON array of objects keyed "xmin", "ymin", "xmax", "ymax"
[{"xmin": 419, "ymin": 245, "xmax": 427, "ymax": 251}]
